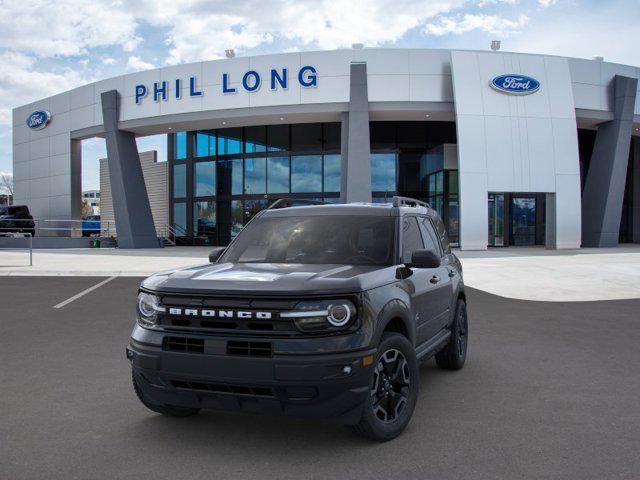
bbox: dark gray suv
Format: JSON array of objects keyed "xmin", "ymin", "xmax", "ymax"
[{"xmin": 127, "ymin": 196, "xmax": 468, "ymax": 441}]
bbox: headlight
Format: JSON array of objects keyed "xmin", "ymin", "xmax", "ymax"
[
  {"xmin": 136, "ymin": 292, "xmax": 164, "ymax": 327},
  {"xmin": 281, "ymin": 299, "xmax": 357, "ymax": 333}
]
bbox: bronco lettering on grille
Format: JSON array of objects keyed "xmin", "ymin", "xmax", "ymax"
[{"xmin": 167, "ymin": 308, "xmax": 272, "ymax": 319}]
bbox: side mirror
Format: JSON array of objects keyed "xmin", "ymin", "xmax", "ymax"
[
  {"xmin": 410, "ymin": 249, "xmax": 441, "ymax": 269},
  {"xmin": 208, "ymin": 247, "xmax": 226, "ymax": 263}
]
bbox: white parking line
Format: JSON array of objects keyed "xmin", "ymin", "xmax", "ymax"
[{"xmin": 53, "ymin": 276, "xmax": 118, "ymax": 309}]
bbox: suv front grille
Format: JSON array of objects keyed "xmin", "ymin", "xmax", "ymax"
[
  {"xmin": 227, "ymin": 341, "xmax": 272, "ymax": 357},
  {"xmin": 157, "ymin": 295, "xmax": 301, "ymax": 337},
  {"xmin": 163, "ymin": 336, "xmax": 204, "ymax": 353},
  {"xmin": 171, "ymin": 380, "xmax": 274, "ymax": 397}
]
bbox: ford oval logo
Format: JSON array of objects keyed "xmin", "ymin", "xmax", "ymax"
[
  {"xmin": 490, "ymin": 74, "xmax": 540, "ymax": 95},
  {"xmin": 26, "ymin": 110, "xmax": 52, "ymax": 130}
]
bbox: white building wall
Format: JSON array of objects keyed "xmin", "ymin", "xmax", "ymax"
[
  {"xmin": 451, "ymin": 50, "xmax": 582, "ymax": 249},
  {"xmin": 10, "ymin": 48, "xmax": 640, "ymax": 246}
]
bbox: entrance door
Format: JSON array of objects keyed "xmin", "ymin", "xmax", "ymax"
[
  {"xmin": 488, "ymin": 193, "xmax": 505, "ymax": 247},
  {"xmin": 510, "ymin": 196, "xmax": 537, "ymax": 246}
]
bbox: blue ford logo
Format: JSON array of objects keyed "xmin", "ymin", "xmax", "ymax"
[
  {"xmin": 490, "ymin": 74, "xmax": 540, "ymax": 95},
  {"xmin": 26, "ymin": 110, "xmax": 52, "ymax": 130}
]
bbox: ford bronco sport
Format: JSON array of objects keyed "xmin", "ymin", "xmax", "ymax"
[{"xmin": 127, "ymin": 196, "xmax": 468, "ymax": 441}]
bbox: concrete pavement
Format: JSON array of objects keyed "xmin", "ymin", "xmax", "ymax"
[
  {"xmin": 1, "ymin": 277, "xmax": 639, "ymax": 480},
  {"xmin": 1, "ymin": 245, "xmax": 640, "ymax": 301}
]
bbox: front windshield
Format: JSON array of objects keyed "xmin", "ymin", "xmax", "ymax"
[{"xmin": 220, "ymin": 215, "xmax": 396, "ymax": 266}]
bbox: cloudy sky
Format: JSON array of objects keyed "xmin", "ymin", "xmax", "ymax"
[{"xmin": 1, "ymin": 0, "xmax": 639, "ymax": 190}]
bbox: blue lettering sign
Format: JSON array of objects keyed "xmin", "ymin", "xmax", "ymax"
[
  {"xmin": 298, "ymin": 66, "xmax": 317, "ymax": 87},
  {"xmin": 222, "ymin": 73, "xmax": 236, "ymax": 94},
  {"xmin": 134, "ymin": 65, "xmax": 318, "ymax": 105},
  {"xmin": 26, "ymin": 110, "xmax": 51, "ymax": 130},
  {"xmin": 153, "ymin": 81, "xmax": 168, "ymax": 102},
  {"xmin": 190, "ymin": 76, "xmax": 202, "ymax": 97},
  {"xmin": 242, "ymin": 70, "xmax": 261, "ymax": 92},
  {"xmin": 135, "ymin": 85, "xmax": 148, "ymax": 104},
  {"xmin": 270, "ymin": 68, "xmax": 287, "ymax": 90},
  {"xmin": 490, "ymin": 74, "xmax": 540, "ymax": 95}
]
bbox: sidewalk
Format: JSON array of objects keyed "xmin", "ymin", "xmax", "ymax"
[
  {"xmin": 1, "ymin": 245, "xmax": 639, "ymax": 301},
  {"xmin": 457, "ymin": 245, "xmax": 640, "ymax": 301}
]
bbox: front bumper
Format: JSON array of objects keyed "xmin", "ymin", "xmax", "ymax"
[{"xmin": 128, "ymin": 330, "xmax": 376, "ymax": 424}]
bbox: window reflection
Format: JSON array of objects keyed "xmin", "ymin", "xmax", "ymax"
[
  {"xmin": 267, "ymin": 157, "xmax": 289, "ymax": 193},
  {"xmin": 244, "ymin": 157, "xmax": 266, "ymax": 194},
  {"xmin": 371, "ymin": 153, "xmax": 396, "ymax": 192},
  {"xmin": 245, "ymin": 126, "xmax": 267, "ymax": 153},
  {"xmin": 323, "ymin": 154, "xmax": 341, "ymax": 193},
  {"xmin": 195, "ymin": 131, "xmax": 215, "ymax": 157},
  {"xmin": 218, "ymin": 159, "xmax": 243, "ymax": 195},
  {"xmin": 175, "ymin": 132, "xmax": 187, "ymax": 160},
  {"xmin": 194, "ymin": 161, "xmax": 216, "ymax": 197},
  {"xmin": 245, "ymin": 199, "xmax": 269, "ymax": 222},
  {"xmin": 173, "ymin": 164, "xmax": 186, "ymax": 197},
  {"xmin": 194, "ymin": 201, "xmax": 216, "ymax": 236},
  {"xmin": 173, "ymin": 202, "xmax": 186, "ymax": 234},
  {"xmin": 231, "ymin": 200, "xmax": 243, "ymax": 238},
  {"xmin": 218, "ymin": 128, "xmax": 243, "ymax": 155},
  {"xmin": 291, "ymin": 155, "xmax": 322, "ymax": 193}
]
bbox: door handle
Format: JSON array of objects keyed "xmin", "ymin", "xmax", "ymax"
[{"xmin": 430, "ymin": 275, "xmax": 440, "ymax": 284}]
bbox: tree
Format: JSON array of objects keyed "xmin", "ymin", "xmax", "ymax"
[
  {"xmin": 0, "ymin": 172, "xmax": 13, "ymax": 195},
  {"xmin": 81, "ymin": 199, "xmax": 91, "ymax": 217},
  {"xmin": 0, "ymin": 173, "xmax": 13, "ymax": 205}
]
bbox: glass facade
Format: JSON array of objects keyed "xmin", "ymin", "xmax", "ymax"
[
  {"xmin": 169, "ymin": 121, "xmax": 460, "ymax": 246},
  {"xmin": 169, "ymin": 123, "xmax": 341, "ymax": 245},
  {"xmin": 368, "ymin": 122, "xmax": 459, "ymax": 245}
]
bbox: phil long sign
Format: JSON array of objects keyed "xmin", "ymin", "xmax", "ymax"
[
  {"xmin": 490, "ymin": 74, "xmax": 540, "ymax": 95},
  {"xmin": 135, "ymin": 65, "xmax": 318, "ymax": 105}
]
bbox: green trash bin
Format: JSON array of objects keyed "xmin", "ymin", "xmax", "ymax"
[{"xmin": 91, "ymin": 237, "xmax": 101, "ymax": 248}]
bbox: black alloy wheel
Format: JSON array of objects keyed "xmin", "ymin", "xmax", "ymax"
[
  {"xmin": 371, "ymin": 349, "xmax": 411, "ymax": 423},
  {"xmin": 435, "ymin": 298, "xmax": 468, "ymax": 370},
  {"xmin": 351, "ymin": 333, "xmax": 419, "ymax": 441}
]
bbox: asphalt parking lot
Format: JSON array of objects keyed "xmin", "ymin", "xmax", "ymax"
[{"xmin": 1, "ymin": 277, "xmax": 639, "ymax": 480}]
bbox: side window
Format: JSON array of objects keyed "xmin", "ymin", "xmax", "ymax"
[
  {"xmin": 433, "ymin": 216, "xmax": 450, "ymax": 253},
  {"xmin": 418, "ymin": 217, "xmax": 442, "ymax": 256},
  {"xmin": 401, "ymin": 217, "xmax": 424, "ymax": 264}
]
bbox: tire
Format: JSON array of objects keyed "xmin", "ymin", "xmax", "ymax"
[
  {"xmin": 435, "ymin": 298, "xmax": 468, "ymax": 370},
  {"xmin": 131, "ymin": 371, "xmax": 200, "ymax": 417},
  {"xmin": 350, "ymin": 333, "xmax": 420, "ymax": 441}
]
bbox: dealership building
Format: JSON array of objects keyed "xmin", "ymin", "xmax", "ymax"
[{"xmin": 11, "ymin": 48, "xmax": 640, "ymax": 249}]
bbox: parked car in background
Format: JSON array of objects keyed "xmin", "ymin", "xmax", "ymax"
[
  {"xmin": 0, "ymin": 205, "xmax": 36, "ymax": 236},
  {"xmin": 82, "ymin": 215, "xmax": 101, "ymax": 237}
]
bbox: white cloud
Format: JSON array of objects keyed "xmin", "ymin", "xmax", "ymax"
[
  {"xmin": 538, "ymin": 0, "xmax": 558, "ymax": 6},
  {"xmin": 425, "ymin": 13, "xmax": 529, "ymax": 36},
  {"xmin": 131, "ymin": 0, "xmax": 468, "ymax": 64},
  {"xmin": 0, "ymin": 51, "xmax": 85, "ymax": 124},
  {"xmin": 126, "ymin": 55, "xmax": 155, "ymax": 72},
  {"xmin": 0, "ymin": 1, "xmax": 141, "ymax": 57}
]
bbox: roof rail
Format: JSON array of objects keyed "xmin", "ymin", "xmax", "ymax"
[
  {"xmin": 266, "ymin": 198, "xmax": 325, "ymax": 210},
  {"xmin": 392, "ymin": 196, "xmax": 430, "ymax": 209}
]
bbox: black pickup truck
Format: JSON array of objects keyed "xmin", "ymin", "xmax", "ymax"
[{"xmin": 127, "ymin": 197, "xmax": 468, "ymax": 441}]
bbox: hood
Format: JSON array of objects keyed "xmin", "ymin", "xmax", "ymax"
[{"xmin": 142, "ymin": 262, "xmax": 397, "ymax": 296}]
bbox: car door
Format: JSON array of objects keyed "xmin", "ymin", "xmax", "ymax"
[
  {"xmin": 418, "ymin": 216, "xmax": 453, "ymax": 334},
  {"xmin": 400, "ymin": 216, "xmax": 444, "ymax": 346}
]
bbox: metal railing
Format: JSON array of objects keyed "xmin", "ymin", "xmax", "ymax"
[
  {"xmin": 0, "ymin": 218, "xmax": 114, "ymax": 237},
  {"xmin": 0, "ymin": 232, "xmax": 33, "ymax": 266}
]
